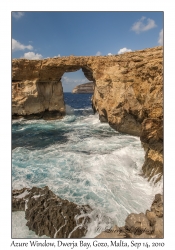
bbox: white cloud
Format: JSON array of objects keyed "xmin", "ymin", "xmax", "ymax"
[
  {"xmin": 12, "ymin": 39, "xmax": 33, "ymax": 51},
  {"xmin": 118, "ymin": 48, "xmax": 132, "ymax": 54},
  {"xmin": 53, "ymin": 54, "xmax": 61, "ymax": 58},
  {"xmin": 108, "ymin": 53, "xmax": 113, "ymax": 56},
  {"xmin": 12, "ymin": 12, "xmax": 24, "ymax": 19},
  {"xmin": 158, "ymin": 29, "xmax": 163, "ymax": 45},
  {"xmin": 22, "ymin": 52, "xmax": 43, "ymax": 60},
  {"xmin": 96, "ymin": 51, "xmax": 102, "ymax": 56},
  {"xmin": 131, "ymin": 16, "xmax": 157, "ymax": 34},
  {"xmin": 62, "ymin": 76, "xmax": 87, "ymax": 84}
]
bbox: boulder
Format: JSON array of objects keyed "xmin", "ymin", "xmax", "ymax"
[
  {"xmin": 125, "ymin": 213, "xmax": 153, "ymax": 235},
  {"xmin": 151, "ymin": 194, "xmax": 163, "ymax": 217}
]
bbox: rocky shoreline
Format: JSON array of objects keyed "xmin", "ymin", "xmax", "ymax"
[
  {"xmin": 96, "ymin": 193, "xmax": 163, "ymax": 239},
  {"xmin": 12, "ymin": 186, "xmax": 163, "ymax": 238},
  {"xmin": 12, "ymin": 187, "xmax": 92, "ymax": 238}
]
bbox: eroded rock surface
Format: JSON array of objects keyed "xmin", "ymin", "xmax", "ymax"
[
  {"xmin": 12, "ymin": 187, "xmax": 163, "ymax": 239},
  {"xmin": 91, "ymin": 46, "xmax": 163, "ymax": 182},
  {"xmin": 96, "ymin": 194, "xmax": 163, "ymax": 239},
  {"xmin": 12, "ymin": 186, "xmax": 92, "ymax": 238},
  {"xmin": 12, "ymin": 80, "xmax": 65, "ymax": 120}
]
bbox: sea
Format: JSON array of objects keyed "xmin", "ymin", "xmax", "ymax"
[{"xmin": 12, "ymin": 93, "xmax": 162, "ymax": 238}]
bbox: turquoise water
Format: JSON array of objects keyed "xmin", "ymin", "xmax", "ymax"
[{"xmin": 12, "ymin": 93, "xmax": 162, "ymax": 238}]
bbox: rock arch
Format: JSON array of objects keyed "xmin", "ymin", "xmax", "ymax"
[
  {"xmin": 12, "ymin": 46, "xmax": 163, "ymax": 181},
  {"xmin": 12, "ymin": 59, "xmax": 95, "ymax": 119}
]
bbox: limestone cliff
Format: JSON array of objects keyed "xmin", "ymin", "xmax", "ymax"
[
  {"xmin": 91, "ymin": 47, "xmax": 163, "ymax": 182},
  {"xmin": 72, "ymin": 82, "xmax": 94, "ymax": 93},
  {"xmin": 12, "ymin": 46, "xmax": 163, "ymax": 181},
  {"xmin": 12, "ymin": 79, "xmax": 65, "ymax": 119}
]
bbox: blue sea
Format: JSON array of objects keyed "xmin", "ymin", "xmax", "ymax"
[{"xmin": 12, "ymin": 93, "xmax": 162, "ymax": 238}]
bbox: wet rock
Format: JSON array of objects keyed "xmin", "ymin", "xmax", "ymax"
[
  {"xmin": 12, "ymin": 186, "xmax": 92, "ymax": 238},
  {"xmin": 151, "ymin": 194, "xmax": 163, "ymax": 217},
  {"xmin": 12, "ymin": 187, "xmax": 30, "ymax": 211}
]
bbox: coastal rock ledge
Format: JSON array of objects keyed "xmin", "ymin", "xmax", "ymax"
[
  {"xmin": 12, "ymin": 187, "xmax": 163, "ymax": 238},
  {"xmin": 12, "ymin": 186, "xmax": 92, "ymax": 238}
]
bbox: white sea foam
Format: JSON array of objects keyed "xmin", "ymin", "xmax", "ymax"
[
  {"xmin": 12, "ymin": 113, "xmax": 163, "ymax": 238},
  {"xmin": 12, "ymin": 212, "xmax": 49, "ymax": 238},
  {"xmin": 65, "ymin": 104, "xmax": 74, "ymax": 115},
  {"xmin": 15, "ymin": 189, "xmax": 29, "ymax": 199}
]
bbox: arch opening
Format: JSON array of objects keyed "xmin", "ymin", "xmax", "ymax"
[
  {"xmin": 60, "ymin": 68, "xmax": 95, "ymax": 116},
  {"xmin": 12, "ymin": 59, "xmax": 96, "ymax": 120},
  {"xmin": 61, "ymin": 69, "xmax": 88, "ymax": 93}
]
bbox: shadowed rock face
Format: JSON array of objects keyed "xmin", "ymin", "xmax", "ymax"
[
  {"xmin": 12, "ymin": 187, "xmax": 92, "ymax": 238},
  {"xmin": 12, "ymin": 46, "xmax": 163, "ymax": 182}
]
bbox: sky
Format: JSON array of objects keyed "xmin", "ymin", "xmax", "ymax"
[{"xmin": 12, "ymin": 11, "xmax": 163, "ymax": 91}]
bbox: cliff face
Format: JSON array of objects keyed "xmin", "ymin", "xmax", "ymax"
[
  {"xmin": 92, "ymin": 47, "xmax": 163, "ymax": 182},
  {"xmin": 12, "ymin": 79, "xmax": 65, "ymax": 119},
  {"xmin": 12, "ymin": 46, "xmax": 163, "ymax": 181},
  {"xmin": 72, "ymin": 82, "xmax": 94, "ymax": 93}
]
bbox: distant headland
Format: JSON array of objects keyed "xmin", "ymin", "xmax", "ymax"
[{"xmin": 72, "ymin": 82, "xmax": 94, "ymax": 93}]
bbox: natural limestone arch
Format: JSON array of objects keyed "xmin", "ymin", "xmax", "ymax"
[
  {"xmin": 12, "ymin": 59, "xmax": 95, "ymax": 119},
  {"xmin": 12, "ymin": 46, "xmax": 163, "ymax": 181}
]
